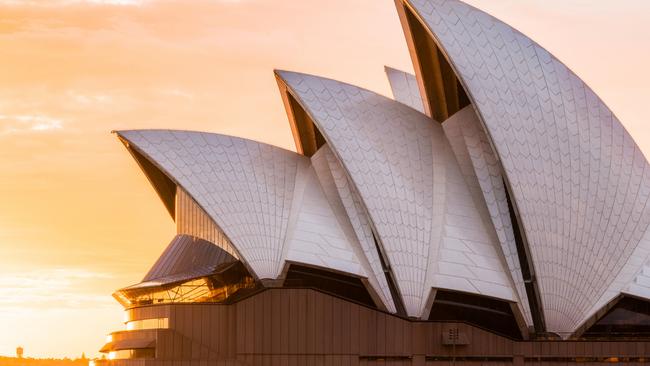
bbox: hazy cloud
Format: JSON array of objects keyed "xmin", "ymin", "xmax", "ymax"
[
  {"xmin": 0, "ymin": 268, "xmax": 115, "ymax": 309},
  {"xmin": 0, "ymin": 0, "xmax": 148, "ymax": 6},
  {"xmin": 0, "ymin": 114, "xmax": 64, "ymax": 135},
  {"xmin": 67, "ymin": 91, "xmax": 114, "ymax": 105},
  {"xmin": 0, "ymin": 0, "xmax": 245, "ymax": 6}
]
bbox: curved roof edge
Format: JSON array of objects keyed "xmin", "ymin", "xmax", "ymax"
[
  {"xmin": 115, "ymin": 129, "xmax": 393, "ymax": 312},
  {"xmin": 397, "ymin": 0, "xmax": 650, "ymax": 335},
  {"xmin": 384, "ymin": 66, "xmax": 425, "ymax": 113},
  {"xmin": 114, "ymin": 129, "xmax": 267, "ymax": 279},
  {"xmin": 275, "ymin": 70, "xmax": 521, "ymax": 320}
]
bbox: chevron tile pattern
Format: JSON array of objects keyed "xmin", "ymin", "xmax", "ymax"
[
  {"xmin": 277, "ymin": 70, "xmax": 437, "ymax": 316},
  {"xmin": 118, "ymin": 129, "xmax": 400, "ymax": 311},
  {"xmin": 385, "ymin": 67, "xmax": 531, "ymax": 323},
  {"xmin": 277, "ymin": 70, "xmax": 517, "ymax": 317},
  {"xmin": 385, "ymin": 66, "xmax": 425, "ymax": 113},
  {"xmin": 406, "ymin": 0, "xmax": 650, "ymax": 334},
  {"xmin": 118, "ymin": 130, "xmax": 301, "ymax": 280},
  {"xmin": 629, "ymin": 265, "xmax": 650, "ymax": 300},
  {"xmin": 583, "ymin": 225, "xmax": 650, "ymax": 325},
  {"xmin": 284, "ymin": 163, "xmax": 368, "ymax": 278},
  {"xmin": 312, "ymin": 145, "xmax": 397, "ymax": 312},
  {"xmin": 442, "ymin": 105, "xmax": 531, "ymax": 326}
]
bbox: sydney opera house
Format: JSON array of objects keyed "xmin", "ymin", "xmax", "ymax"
[{"xmin": 98, "ymin": 0, "xmax": 650, "ymax": 365}]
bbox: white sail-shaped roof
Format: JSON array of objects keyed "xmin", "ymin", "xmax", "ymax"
[
  {"xmin": 284, "ymin": 160, "xmax": 367, "ymax": 278},
  {"xmin": 385, "ymin": 67, "xmax": 532, "ymax": 324},
  {"xmin": 117, "ymin": 129, "xmax": 394, "ymax": 310},
  {"xmin": 442, "ymin": 105, "xmax": 532, "ymax": 326},
  {"xmin": 276, "ymin": 70, "xmax": 518, "ymax": 317},
  {"xmin": 311, "ymin": 145, "xmax": 397, "ymax": 313},
  {"xmin": 118, "ymin": 130, "xmax": 301, "ymax": 280},
  {"xmin": 384, "ymin": 66, "xmax": 424, "ymax": 113},
  {"xmin": 400, "ymin": 0, "xmax": 650, "ymax": 335}
]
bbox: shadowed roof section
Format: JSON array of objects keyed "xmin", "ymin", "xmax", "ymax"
[
  {"xmin": 117, "ymin": 134, "xmax": 177, "ymax": 220},
  {"xmin": 275, "ymin": 73, "xmax": 325, "ymax": 157},
  {"xmin": 397, "ymin": 0, "xmax": 650, "ymax": 336}
]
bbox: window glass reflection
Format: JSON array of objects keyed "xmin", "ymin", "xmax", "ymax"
[
  {"xmin": 108, "ymin": 349, "xmax": 155, "ymax": 360},
  {"xmin": 114, "ymin": 261, "xmax": 257, "ymax": 307},
  {"xmin": 428, "ymin": 289, "xmax": 523, "ymax": 339},
  {"xmin": 126, "ymin": 318, "xmax": 169, "ymax": 331},
  {"xmin": 583, "ymin": 296, "xmax": 650, "ymax": 339}
]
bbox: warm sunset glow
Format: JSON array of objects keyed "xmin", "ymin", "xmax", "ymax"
[{"xmin": 0, "ymin": 0, "xmax": 648, "ymax": 359}]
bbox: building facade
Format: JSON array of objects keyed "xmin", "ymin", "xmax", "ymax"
[{"xmin": 97, "ymin": 0, "xmax": 650, "ymax": 365}]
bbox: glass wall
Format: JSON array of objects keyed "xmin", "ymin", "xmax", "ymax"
[
  {"xmin": 428, "ymin": 289, "xmax": 523, "ymax": 339},
  {"xmin": 108, "ymin": 349, "xmax": 155, "ymax": 360},
  {"xmin": 583, "ymin": 296, "xmax": 650, "ymax": 339},
  {"xmin": 283, "ymin": 264, "xmax": 376, "ymax": 308},
  {"xmin": 115, "ymin": 262, "xmax": 256, "ymax": 307},
  {"xmin": 125, "ymin": 317, "xmax": 169, "ymax": 331}
]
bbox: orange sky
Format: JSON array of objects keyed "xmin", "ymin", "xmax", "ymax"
[{"xmin": 0, "ymin": 0, "xmax": 648, "ymax": 359}]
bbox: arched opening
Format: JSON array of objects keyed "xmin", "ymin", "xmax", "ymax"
[
  {"xmin": 282, "ymin": 263, "xmax": 377, "ymax": 308},
  {"xmin": 428, "ymin": 289, "xmax": 524, "ymax": 340},
  {"xmin": 582, "ymin": 295, "xmax": 650, "ymax": 339}
]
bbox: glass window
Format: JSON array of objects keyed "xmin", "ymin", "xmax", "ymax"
[
  {"xmin": 108, "ymin": 349, "xmax": 155, "ymax": 360},
  {"xmin": 428, "ymin": 289, "xmax": 523, "ymax": 339},
  {"xmin": 583, "ymin": 296, "xmax": 650, "ymax": 339},
  {"xmin": 283, "ymin": 264, "xmax": 376, "ymax": 308},
  {"xmin": 115, "ymin": 261, "xmax": 257, "ymax": 307},
  {"xmin": 125, "ymin": 318, "xmax": 169, "ymax": 331}
]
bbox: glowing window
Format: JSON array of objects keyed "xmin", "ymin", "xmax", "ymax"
[
  {"xmin": 125, "ymin": 317, "xmax": 169, "ymax": 331},
  {"xmin": 428, "ymin": 289, "xmax": 523, "ymax": 339},
  {"xmin": 108, "ymin": 349, "xmax": 155, "ymax": 360},
  {"xmin": 115, "ymin": 261, "xmax": 256, "ymax": 307},
  {"xmin": 583, "ymin": 296, "xmax": 650, "ymax": 339}
]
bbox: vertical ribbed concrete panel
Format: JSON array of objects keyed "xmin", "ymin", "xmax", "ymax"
[
  {"xmin": 313, "ymin": 145, "xmax": 396, "ymax": 313},
  {"xmin": 117, "ymin": 130, "xmax": 301, "ymax": 280},
  {"xmin": 443, "ymin": 106, "xmax": 532, "ymax": 326},
  {"xmin": 175, "ymin": 187, "xmax": 240, "ymax": 260},
  {"xmin": 277, "ymin": 71, "xmax": 517, "ymax": 317},
  {"xmin": 385, "ymin": 66, "xmax": 425, "ymax": 113},
  {"xmin": 403, "ymin": 0, "xmax": 650, "ymax": 334}
]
